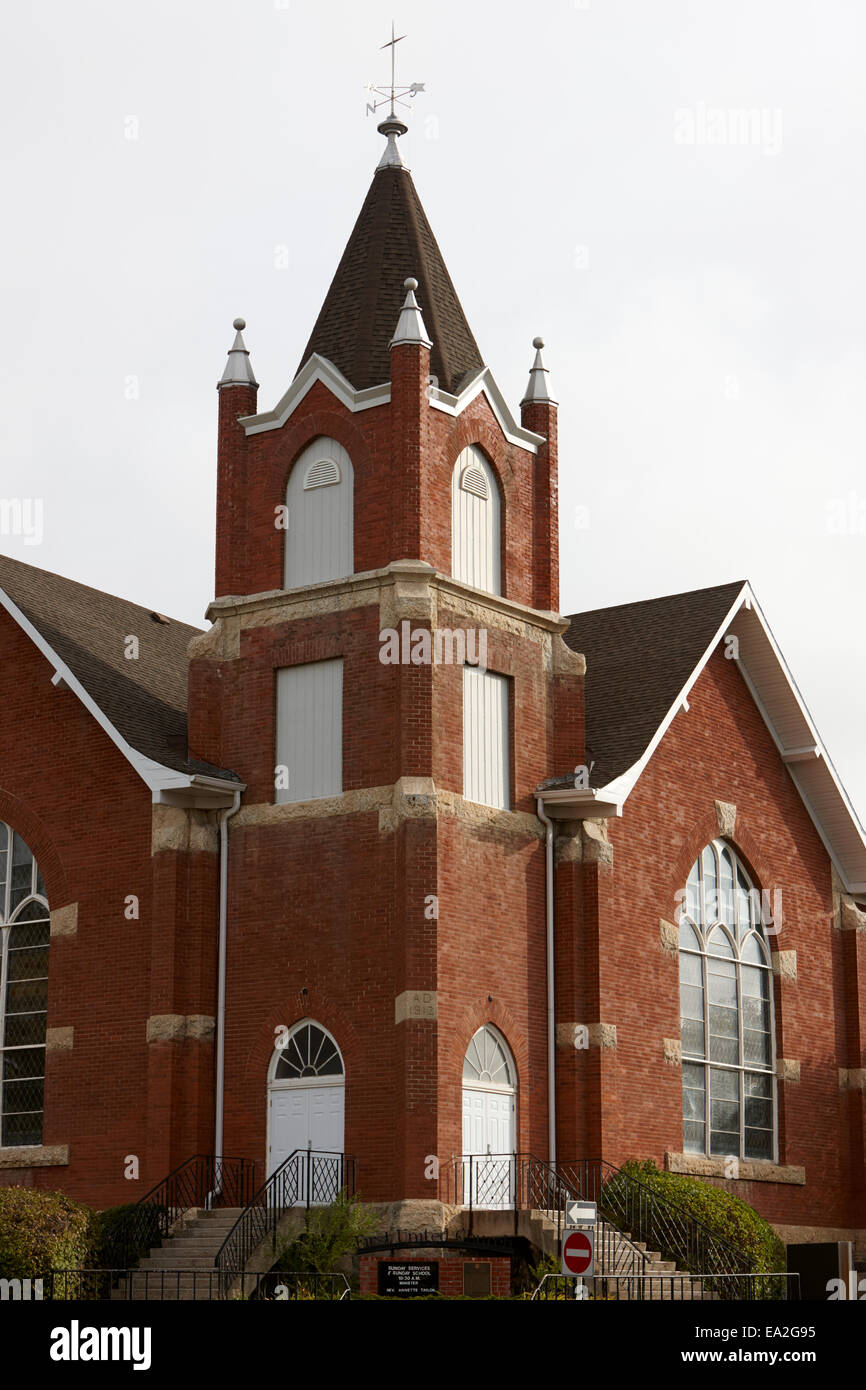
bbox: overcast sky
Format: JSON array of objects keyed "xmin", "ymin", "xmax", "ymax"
[{"xmin": 2, "ymin": 0, "xmax": 864, "ymax": 816}]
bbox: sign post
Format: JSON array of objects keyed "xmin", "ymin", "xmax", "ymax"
[{"xmin": 562, "ymin": 1200, "xmax": 596, "ymax": 1301}]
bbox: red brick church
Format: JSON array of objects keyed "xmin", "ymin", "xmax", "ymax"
[{"xmin": 1, "ymin": 92, "xmax": 864, "ymax": 1253}]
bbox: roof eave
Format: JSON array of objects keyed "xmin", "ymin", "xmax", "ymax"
[
  {"xmin": 0, "ymin": 582, "xmax": 241, "ymax": 808},
  {"xmin": 580, "ymin": 581, "xmax": 866, "ymax": 894}
]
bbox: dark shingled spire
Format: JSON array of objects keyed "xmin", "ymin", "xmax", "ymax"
[{"xmin": 297, "ymin": 165, "xmax": 484, "ymax": 395}]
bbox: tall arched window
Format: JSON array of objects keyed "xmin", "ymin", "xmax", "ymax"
[
  {"xmin": 678, "ymin": 839, "xmax": 775, "ymax": 1161},
  {"xmin": 0, "ymin": 824, "xmax": 50, "ymax": 1148},
  {"xmin": 284, "ymin": 437, "xmax": 354, "ymax": 589},
  {"xmin": 451, "ymin": 445, "xmax": 501, "ymax": 594}
]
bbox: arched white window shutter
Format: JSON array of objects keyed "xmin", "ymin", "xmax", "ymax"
[
  {"xmin": 451, "ymin": 445, "xmax": 500, "ymax": 594},
  {"xmin": 284, "ymin": 438, "xmax": 353, "ymax": 589}
]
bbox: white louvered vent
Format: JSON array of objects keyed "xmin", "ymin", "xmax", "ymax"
[
  {"xmin": 304, "ymin": 458, "xmax": 342, "ymax": 490},
  {"xmin": 460, "ymin": 464, "xmax": 489, "ymax": 499}
]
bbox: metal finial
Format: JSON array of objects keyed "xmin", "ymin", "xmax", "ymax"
[
  {"xmin": 390, "ymin": 274, "xmax": 433, "ymax": 350},
  {"xmin": 218, "ymin": 317, "xmax": 258, "ymax": 391},
  {"xmin": 365, "ymin": 22, "xmax": 425, "ymax": 170},
  {"xmin": 520, "ymin": 336, "xmax": 556, "ymax": 407}
]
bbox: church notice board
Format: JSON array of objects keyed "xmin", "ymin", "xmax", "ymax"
[{"xmin": 377, "ymin": 1261, "xmax": 439, "ymax": 1297}]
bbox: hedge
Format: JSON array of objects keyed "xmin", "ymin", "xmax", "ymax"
[
  {"xmin": 0, "ymin": 1187, "xmax": 92, "ymax": 1281},
  {"xmin": 610, "ymin": 1159, "xmax": 785, "ymax": 1275}
]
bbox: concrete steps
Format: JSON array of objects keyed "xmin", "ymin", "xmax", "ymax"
[
  {"xmin": 526, "ymin": 1208, "xmax": 716, "ymax": 1300},
  {"xmin": 111, "ymin": 1208, "xmax": 245, "ymax": 1301}
]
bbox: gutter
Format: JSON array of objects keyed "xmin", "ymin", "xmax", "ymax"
[
  {"xmin": 536, "ymin": 797, "xmax": 556, "ymax": 1170},
  {"xmin": 213, "ymin": 788, "xmax": 242, "ymax": 1196}
]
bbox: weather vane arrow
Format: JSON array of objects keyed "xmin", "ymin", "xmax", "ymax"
[{"xmin": 365, "ymin": 20, "xmax": 425, "ymax": 120}]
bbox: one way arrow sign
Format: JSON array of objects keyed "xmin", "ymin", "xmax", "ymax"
[{"xmin": 566, "ymin": 1200, "xmax": 597, "ymax": 1226}]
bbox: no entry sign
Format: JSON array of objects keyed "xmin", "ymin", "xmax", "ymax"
[{"xmin": 561, "ymin": 1228, "xmax": 594, "ymax": 1278}]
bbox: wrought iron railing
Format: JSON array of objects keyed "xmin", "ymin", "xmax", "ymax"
[
  {"xmin": 555, "ymin": 1159, "xmax": 759, "ymax": 1295},
  {"xmin": 443, "ymin": 1153, "xmax": 770, "ymax": 1297},
  {"xmin": 215, "ymin": 1149, "xmax": 355, "ymax": 1277},
  {"xmin": 531, "ymin": 1272, "xmax": 800, "ymax": 1301},
  {"xmin": 45, "ymin": 1269, "xmax": 351, "ymax": 1301},
  {"xmin": 102, "ymin": 1154, "xmax": 259, "ymax": 1269}
]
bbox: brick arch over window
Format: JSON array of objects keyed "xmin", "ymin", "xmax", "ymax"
[
  {"xmin": 0, "ymin": 790, "xmax": 69, "ymax": 911},
  {"xmin": 242, "ymin": 996, "xmax": 363, "ymax": 1102}
]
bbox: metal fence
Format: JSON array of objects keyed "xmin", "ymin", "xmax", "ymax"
[
  {"xmin": 44, "ymin": 1269, "xmax": 351, "ymax": 1302},
  {"xmin": 532, "ymin": 1272, "xmax": 801, "ymax": 1301}
]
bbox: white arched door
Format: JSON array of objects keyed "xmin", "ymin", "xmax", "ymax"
[
  {"xmin": 268, "ymin": 1022, "xmax": 345, "ymax": 1204},
  {"xmin": 461, "ymin": 1025, "xmax": 516, "ymax": 1208}
]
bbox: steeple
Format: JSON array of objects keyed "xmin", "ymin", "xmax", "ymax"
[
  {"xmin": 297, "ymin": 29, "xmax": 481, "ymax": 395},
  {"xmin": 297, "ymin": 166, "xmax": 483, "ymax": 395}
]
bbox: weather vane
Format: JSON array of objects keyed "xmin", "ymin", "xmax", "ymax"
[{"xmin": 365, "ymin": 21, "xmax": 425, "ymax": 120}]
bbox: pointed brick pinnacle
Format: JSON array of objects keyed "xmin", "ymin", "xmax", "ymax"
[
  {"xmin": 520, "ymin": 335, "xmax": 556, "ymax": 407},
  {"xmin": 218, "ymin": 316, "xmax": 258, "ymax": 390},
  {"xmin": 390, "ymin": 276, "xmax": 433, "ymax": 350}
]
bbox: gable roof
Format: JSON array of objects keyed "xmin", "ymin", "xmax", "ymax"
[
  {"xmin": 0, "ymin": 554, "xmax": 240, "ymax": 793},
  {"xmin": 565, "ymin": 580, "xmax": 745, "ymax": 789},
  {"xmin": 297, "ymin": 165, "xmax": 484, "ymax": 395},
  {"xmin": 552, "ymin": 580, "xmax": 866, "ymax": 893}
]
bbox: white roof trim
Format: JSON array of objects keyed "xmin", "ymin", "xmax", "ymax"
[
  {"xmin": 0, "ymin": 583, "xmax": 240, "ymax": 806},
  {"xmin": 239, "ymin": 355, "xmax": 391, "ymax": 435},
  {"xmin": 429, "ymin": 367, "xmax": 544, "ymax": 452},
  {"xmin": 239, "ymin": 355, "xmax": 545, "ymax": 453},
  {"xmin": 587, "ymin": 582, "xmax": 866, "ymax": 893}
]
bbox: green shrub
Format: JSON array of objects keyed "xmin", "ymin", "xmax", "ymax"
[
  {"xmin": 88, "ymin": 1203, "xmax": 166, "ymax": 1269},
  {"xmin": 609, "ymin": 1159, "xmax": 785, "ymax": 1278},
  {"xmin": 276, "ymin": 1191, "xmax": 379, "ymax": 1273},
  {"xmin": 0, "ymin": 1187, "xmax": 92, "ymax": 1281}
]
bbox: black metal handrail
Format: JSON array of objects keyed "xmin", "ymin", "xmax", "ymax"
[
  {"xmin": 102, "ymin": 1154, "xmax": 259, "ymax": 1269},
  {"xmin": 555, "ymin": 1158, "xmax": 758, "ymax": 1294},
  {"xmin": 443, "ymin": 1153, "xmax": 763, "ymax": 1297},
  {"xmin": 215, "ymin": 1149, "xmax": 355, "ymax": 1277}
]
